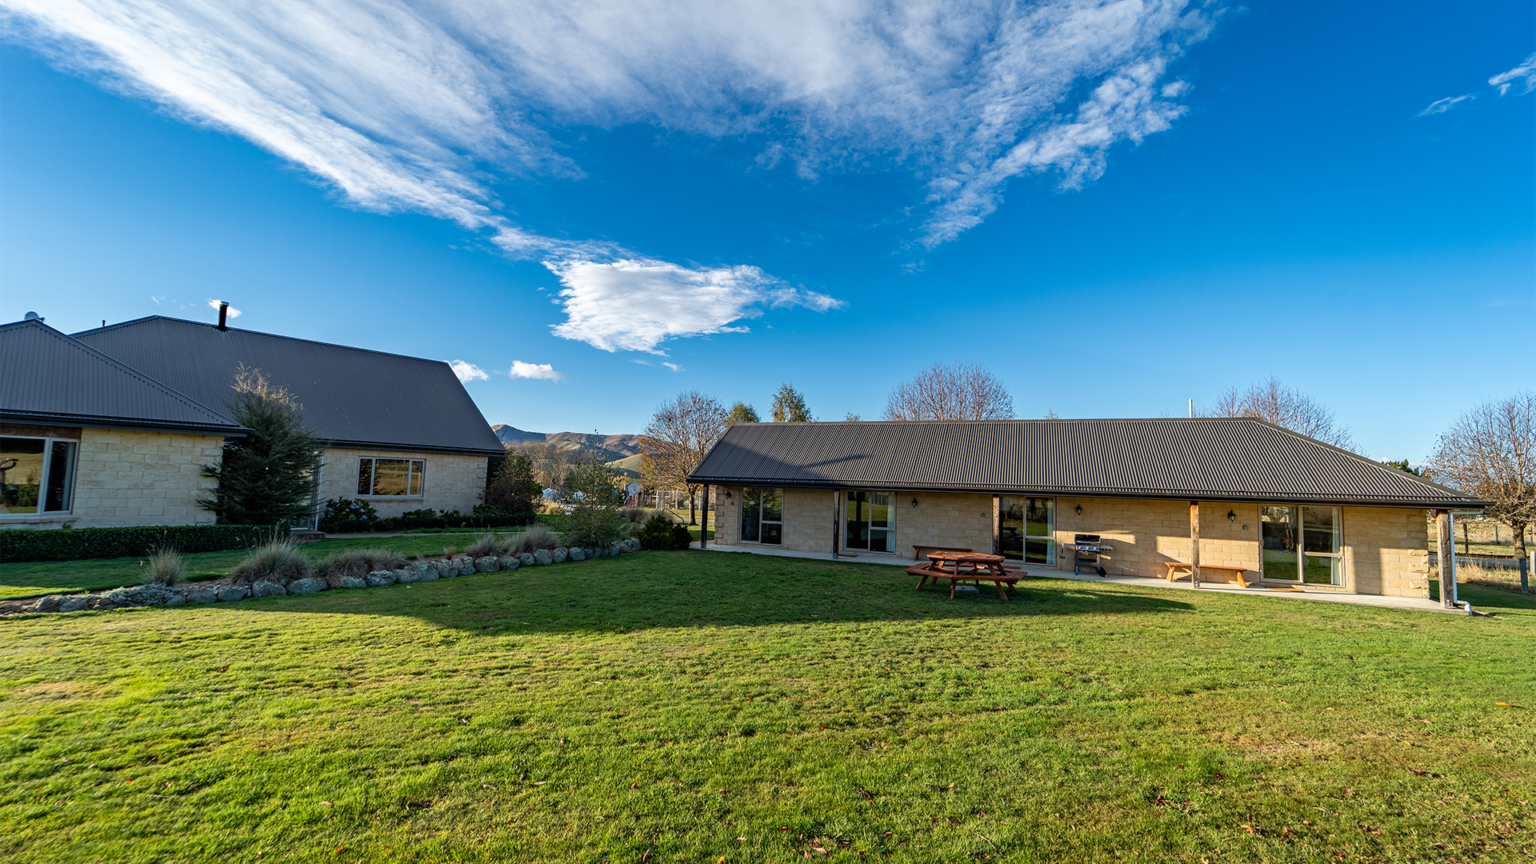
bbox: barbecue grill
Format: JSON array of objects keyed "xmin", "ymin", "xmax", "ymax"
[{"xmin": 1066, "ymin": 533, "xmax": 1113, "ymax": 576}]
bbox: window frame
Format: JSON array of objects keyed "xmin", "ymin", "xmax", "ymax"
[
  {"xmin": 1000, "ymin": 496, "xmax": 1056, "ymax": 566},
  {"xmin": 843, "ymin": 489, "xmax": 898, "ymax": 554},
  {"xmin": 738, "ymin": 486, "xmax": 784, "ymax": 545},
  {"xmin": 0, "ymin": 434, "xmax": 80, "ymax": 517},
  {"xmin": 1259, "ymin": 504, "xmax": 1344, "ymax": 586},
  {"xmin": 356, "ymin": 457, "xmax": 426, "ymax": 498}
]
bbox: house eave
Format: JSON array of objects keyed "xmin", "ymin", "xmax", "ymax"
[{"xmin": 0, "ymin": 411, "xmax": 246, "ymax": 438}]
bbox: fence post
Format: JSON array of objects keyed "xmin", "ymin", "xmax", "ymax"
[{"xmin": 1523, "ymin": 552, "xmax": 1531, "ymax": 595}]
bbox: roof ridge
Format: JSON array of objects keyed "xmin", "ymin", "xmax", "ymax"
[
  {"xmin": 73, "ymin": 315, "xmax": 451, "ymax": 367},
  {"xmin": 9, "ymin": 319, "xmax": 241, "ymax": 428}
]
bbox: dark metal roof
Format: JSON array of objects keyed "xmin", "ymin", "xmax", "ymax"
[
  {"xmin": 72, "ymin": 316, "xmax": 503, "ymax": 455},
  {"xmin": 0, "ymin": 319, "xmax": 244, "ymax": 435},
  {"xmin": 688, "ymin": 419, "xmax": 1488, "ymax": 509}
]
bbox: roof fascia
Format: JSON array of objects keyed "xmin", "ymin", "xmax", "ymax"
[{"xmin": 0, "ymin": 412, "xmax": 246, "ymax": 438}]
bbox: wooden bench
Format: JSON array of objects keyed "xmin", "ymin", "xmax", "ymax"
[
  {"xmin": 906, "ymin": 560, "xmax": 1027, "ymax": 601},
  {"xmin": 1163, "ymin": 562, "xmax": 1253, "ymax": 588},
  {"xmin": 912, "ymin": 544, "xmax": 972, "ymax": 561}
]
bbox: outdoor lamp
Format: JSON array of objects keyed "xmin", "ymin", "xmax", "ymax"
[
  {"xmin": 1075, "ymin": 505, "xmax": 1083, "ymax": 515},
  {"xmin": 725, "ymin": 490, "xmax": 732, "ymax": 500},
  {"xmin": 910, "ymin": 497, "xmax": 919, "ymax": 508},
  {"xmin": 1227, "ymin": 510, "xmax": 1237, "ymax": 521}
]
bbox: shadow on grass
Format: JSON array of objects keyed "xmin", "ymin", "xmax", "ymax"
[
  {"xmin": 1429, "ymin": 581, "xmax": 1536, "ymax": 613},
  {"xmin": 200, "ymin": 550, "xmax": 1196, "ymax": 635}
]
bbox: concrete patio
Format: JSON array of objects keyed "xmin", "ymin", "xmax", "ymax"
[{"xmin": 694, "ymin": 542, "xmax": 1462, "ymax": 615}]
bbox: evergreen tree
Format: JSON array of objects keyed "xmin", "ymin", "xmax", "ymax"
[
  {"xmin": 770, "ymin": 384, "xmax": 812, "ymax": 422},
  {"xmin": 726, "ymin": 401, "xmax": 760, "ymax": 424},
  {"xmin": 199, "ymin": 366, "xmax": 322, "ymax": 526}
]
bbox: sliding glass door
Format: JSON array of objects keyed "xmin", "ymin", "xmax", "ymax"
[
  {"xmin": 1261, "ymin": 505, "xmax": 1343, "ymax": 585},
  {"xmin": 844, "ymin": 491, "xmax": 895, "ymax": 553},
  {"xmin": 1000, "ymin": 496, "xmax": 1055, "ymax": 564},
  {"xmin": 740, "ymin": 487, "xmax": 783, "ymax": 545}
]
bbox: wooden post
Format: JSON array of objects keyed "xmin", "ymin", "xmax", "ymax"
[
  {"xmin": 832, "ymin": 490, "xmax": 841, "ymax": 559},
  {"xmin": 1190, "ymin": 501, "xmax": 1201, "ymax": 588},
  {"xmin": 700, "ymin": 485, "xmax": 709, "ymax": 549},
  {"xmin": 1435, "ymin": 509, "xmax": 1454, "ymax": 608},
  {"xmin": 992, "ymin": 496, "xmax": 1001, "ymax": 556}
]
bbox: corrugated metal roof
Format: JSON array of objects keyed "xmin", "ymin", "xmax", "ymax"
[
  {"xmin": 0, "ymin": 319, "xmax": 243, "ymax": 434},
  {"xmin": 72, "ymin": 316, "xmax": 503, "ymax": 455},
  {"xmin": 688, "ymin": 419, "xmax": 1488, "ymax": 508}
]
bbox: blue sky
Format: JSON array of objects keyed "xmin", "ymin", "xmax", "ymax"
[{"xmin": 1, "ymin": 0, "xmax": 1531, "ymax": 462}]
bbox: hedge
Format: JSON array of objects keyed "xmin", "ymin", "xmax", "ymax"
[
  {"xmin": 0, "ymin": 524, "xmax": 282, "ymax": 564},
  {"xmin": 319, "ymin": 512, "xmax": 539, "ymax": 535}
]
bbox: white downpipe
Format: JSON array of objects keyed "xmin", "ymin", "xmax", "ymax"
[{"xmin": 1447, "ymin": 512, "xmax": 1474, "ymax": 616}]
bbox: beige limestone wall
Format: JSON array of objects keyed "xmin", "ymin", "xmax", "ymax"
[
  {"xmin": 67, "ymin": 428, "xmax": 225, "ymax": 528},
  {"xmin": 898, "ymin": 492, "xmax": 994, "ymax": 559},
  {"xmin": 1343, "ymin": 507, "xmax": 1430, "ymax": 598},
  {"xmin": 1052, "ymin": 498, "xmax": 1262, "ymax": 583},
  {"xmin": 317, "ymin": 448, "xmax": 488, "ymax": 518}
]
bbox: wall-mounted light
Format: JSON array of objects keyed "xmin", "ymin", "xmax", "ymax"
[
  {"xmin": 724, "ymin": 491, "xmax": 732, "ymax": 500},
  {"xmin": 1227, "ymin": 509, "xmax": 1236, "ymax": 522},
  {"xmin": 1075, "ymin": 505, "xmax": 1083, "ymax": 515},
  {"xmin": 910, "ymin": 497, "xmax": 919, "ymax": 508}
]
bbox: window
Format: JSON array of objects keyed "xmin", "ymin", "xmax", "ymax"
[
  {"xmin": 1261, "ymin": 505, "xmax": 1342, "ymax": 585},
  {"xmin": 357, "ymin": 458, "xmax": 424, "ymax": 496},
  {"xmin": 844, "ymin": 490, "xmax": 896, "ymax": 553},
  {"xmin": 1, "ymin": 436, "xmax": 78, "ymax": 515},
  {"xmin": 740, "ymin": 487, "xmax": 783, "ymax": 544},
  {"xmin": 1000, "ymin": 496, "xmax": 1055, "ymax": 564}
]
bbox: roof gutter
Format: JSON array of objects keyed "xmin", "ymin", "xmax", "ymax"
[{"xmin": 0, "ymin": 412, "xmax": 246, "ymax": 438}]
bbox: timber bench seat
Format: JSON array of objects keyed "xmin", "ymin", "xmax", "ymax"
[{"xmin": 1164, "ymin": 562, "xmax": 1253, "ymax": 588}]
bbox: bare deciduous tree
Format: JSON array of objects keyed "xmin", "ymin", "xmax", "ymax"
[
  {"xmin": 1426, "ymin": 391, "xmax": 1536, "ymax": 562},
  {"xmin": 882, "ymin": 361, "xmax": 1015, "ymax": 421},
  {"xmin": 641, "ymin": 391, "xmax": 728, "ymax": 525},
  {"xmin": 505, "ymin": 440, "xmax": 577, "ymax": 491},
  {"xmin": 1207, "ymin": 377, "xmax": 1354, "ymax": 450}
]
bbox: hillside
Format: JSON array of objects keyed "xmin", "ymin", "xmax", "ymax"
[{"xmin": 491, "ymin": 425, "xmax": 648, "ymax": 460}]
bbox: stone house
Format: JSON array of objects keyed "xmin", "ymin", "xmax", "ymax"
[
  {"xmin": 1, "ymin": 313, "xmax": 503, "ymax": 530},
  {"xmin": 688, "ymin": 419, "xmax": 1488, "ymax": 599}
]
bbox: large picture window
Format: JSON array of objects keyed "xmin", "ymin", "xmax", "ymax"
[
  {"xmin": 1000, "ymin": 496, "xmax": 1055, "ymax": 564},
  {"xmin": 844, "ymin": 490, "xmax": 896, "ymax": 553},
  {"xmin": 1261, "ymin": 505, "xmax": 1342, "ymax": 585},
  {"xmin": 1, "ymin": 436, "xmax": 78, "ymax": 515},
  {"xmin": 740, "ymin": 487, "xmax": 783, "ymax": 545},
  {"xmin": 358, "ymin": 458, "xmax": 424, "ymax": 496}
]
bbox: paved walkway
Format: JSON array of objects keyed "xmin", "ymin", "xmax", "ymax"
[{"xmin": 694, "ymin": 542, "xmax": 1462, "ymax": 615}]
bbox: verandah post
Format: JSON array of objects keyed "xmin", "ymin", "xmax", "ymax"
[
  {"xmin": 1435, "ymin": 509, "xmax": 1454, "ymax": 608},
  {"xmin": 700, "ymin": 485, "xmax": 709, "ymax": 549},
  {"xmin": 1190, "ymin": 501, "xmax": 1201, "ymax": 588},
  {"xmin": 832, "ymin": 490, "xmax": 841, "ymax": 559},
  {"xmin": 992, "ymin": 495, "xmax": 1001, "ymax": 557}
]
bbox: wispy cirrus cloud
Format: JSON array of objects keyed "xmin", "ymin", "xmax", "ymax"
[
  {"xmin": 1418, "ymin": 52, "xmax": 1536, "ymax": 116},
  {"xmin": 2, "ymin": 0, "xmax": 1217, "ymax": 348},
  {"xmin": 448, "ymin": 360, "xmax": 488, "ymax": 382}
]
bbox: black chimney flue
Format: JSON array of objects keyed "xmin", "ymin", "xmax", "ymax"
[{"xmin": 217, "ymin": 301, "xmax": 229, "ymax": 331}]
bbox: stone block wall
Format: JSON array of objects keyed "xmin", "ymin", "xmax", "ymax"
[
  {"xmin": 1053, "ymin": 498, "xmax": 1262, "ymax": 583},
  {"xmin": 68, "ymin": 428, "xmax": 226, "ymax": 528},
  {"xmin": 317, "ymin": 448, "xmax": 488, "ymax": 518},
  {"xmin": 1342, "ymin": 506, "xmax": 1430, "ymax": 598}
]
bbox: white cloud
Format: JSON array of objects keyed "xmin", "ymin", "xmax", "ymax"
[
  {"xmin": 206, "ymin": 298, "xmax": 240, "ymax": 318},
  {"xmin": 508, "ymin": 360, "xmax": 565, "ymax": 380},
  {"xmin": 662, "ymin": 362, "xmax": 684, "ymax": 372},
  {"xmin": 546, "ymin": 258, "xmax": 842, "ymax": 353},
  {"xmin": 1490, "ymin": 52, "xmax": 1536, "ymax": 97},
  {"xmin": 448, "ymin": 359, "xmax": 488, "ymax": 382},
  {"xmin": 1417, "ymin": 93, "xmax": 1475, "ymax": 117},
  {"xmin": 4, "ymin": 0, "xmax": 1215, "ymax": 339}
]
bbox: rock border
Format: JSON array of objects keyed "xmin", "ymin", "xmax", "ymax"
[{"xmin": 14, "ymin": 538, "xmax": 644, "ymax": 615}]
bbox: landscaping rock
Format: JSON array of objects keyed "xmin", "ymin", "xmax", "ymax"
[
  {"xmin": 475, "ymin": 556, "xmax": 499, "ymax": 573},
  {"xmin": 337, "ymin": 575, "xmax": 367, "ymax": 589},
  {"xmin": 32, "ymin": 595, "xmax": 63, "ymax": 614},
  {"xmin": 287, "ymin": 577, "xmax": 326, "ymax": 595},
  {"xmin": 216, "ymin": 584, "xmax": 249, "ymax": 603},
  {"xmin": 105, "ymin": 587, "xmax": 143, "ymax": 607},
  {"xmin": 184, "ymin": 583, "xmax": 220, "ymax": 604},
  {"xmin": 430, "ymin": 559, "xmax": 454, "ymax": 579},
  {"xmin": 251, "ymin": 581, "xmax": 287, "ymax": 598},
  {"xmin": 609, "ymin": 542, "xmax": 625, "ymax": 557},
  {"xmin": 454, "ymin": 555, "xmax": 476, "ymax": 576},
  {"xmin": 534, "ymin": 549, "xmax": 553, "ymax": 566},
  {"xmin": 553, "ymin": 547, "xmax": 568, "ymax": 564},
  {"xmin": 163, "ymin": 590, "xmax": 187, "ymax": 606},
  {"xmin": 366, "ymin": 570, "xmax": 397, "ymax": 587},
  {"xmin": 518, "ymin": 553, "xmax": 535, "ymax": 567},
  {"xmin": 138, "ymin": 584, "xmax": 178, "ymax": 606},
  {"xmin": 626, "ymin": 538, "xmax": 641, "ymax": 552},
  {"xmin": 58, "ymin": 596, "xmax": 90, "ymax": 613},
  {"xmin": 568, "ymin": 547, "xmax": 585, "ymax": 562},
  {"xmin": 87, "ymin": 595, "xmax": 117, "ymax": 610},
  {"xmin": 498, "ymin": 556, "xmax": 519, "ymax": 571}
]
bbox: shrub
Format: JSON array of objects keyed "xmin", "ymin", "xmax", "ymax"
[
  {"xmin": 464, "ymin": 533, "xmax": 505, "ymax": 558},
  {"xmin": 0, "ymin": 524, "xmax": 277, "ymax": 564},
  {"xmin": 199, "ymin": 366, "xmax": 323, "ymax": 525},
  {"xmin": 509, "ymin": 523, "xmax": 561, "ymax": 554},
  {"xmin": 564, "ymin": 461, "xmax": 627, "ymax": 550},
  {"xmin": 483, "ymin": 451, "xmax": 541, "ymax": 521},
  {"xmin": 619, "ymin": 507, "xmax": 649, "ymax": 525},
  {"xmin": 230, "ymin": 538, "xmax": 313, "ymax": 586},
  {"xmin": 141, "ymin": 548, "xmax": 185, "ymax": 586},
  {"xmin": 670, "ymin": 524, "xmax": 694, "ymax": 551},
  {"xmin": 315, "ymin": 547, "xmax": 405, "ymax": 587},
  {"xmin": 637, "ymin": 514, "xmax": 676, "ymax": 551},
  {"xmin": 319, "ymin": 503, "xmax": 534, "ymax": 534}
]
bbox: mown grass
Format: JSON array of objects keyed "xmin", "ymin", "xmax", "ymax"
[
  {"xmin": 0, "ymin": 533, "xmax": 534, "ymax": 600},
  {"xmin": 1, "ymin": 553, "xmax": 1533, "ymax": 863}
]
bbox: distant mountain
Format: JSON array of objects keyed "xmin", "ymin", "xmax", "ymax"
[{"xmin": 491, "ymin": 425, "xmax": 647, "ymax": 460}]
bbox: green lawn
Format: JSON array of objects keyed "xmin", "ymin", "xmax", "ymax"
[
  {"xmin": 0, "ymin": 532, "xmax": 535, "ymax": 600},
  {"xmin": 1, "ymin": 554, "xmax": 1532, "ymax": 862}
]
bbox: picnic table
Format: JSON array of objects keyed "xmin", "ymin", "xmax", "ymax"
[
  {"xmin": 912, "ymin": 544, "xmax": 972, "ymax": 561},
  {"xmin": 906, "ymin": 551, "xmax": 1025, "ymax": 601}
]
